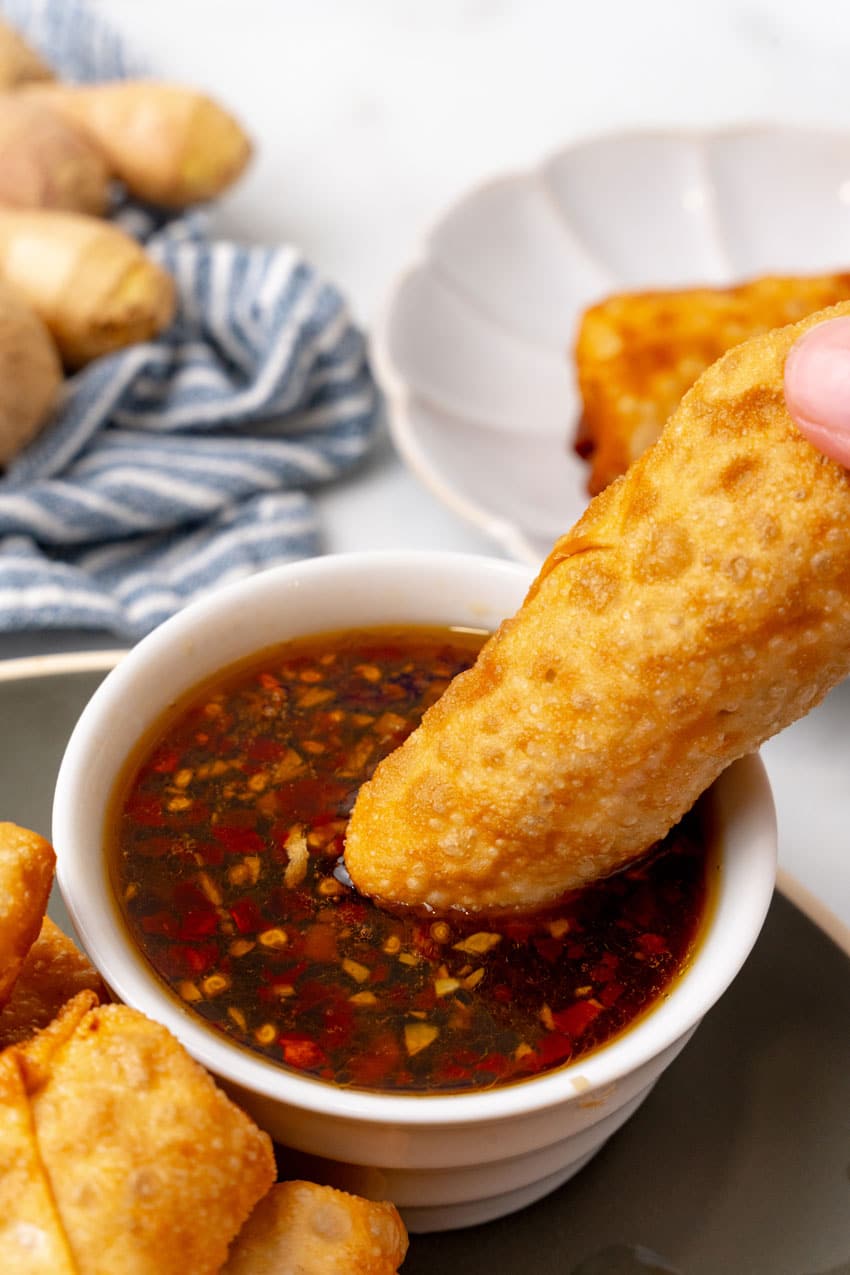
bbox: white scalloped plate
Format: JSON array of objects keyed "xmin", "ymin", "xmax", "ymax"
[{"xmin": 374, "ymin": 126, "xmax": 850, "ymax": 562}]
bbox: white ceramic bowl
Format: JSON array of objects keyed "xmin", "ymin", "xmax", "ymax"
[{"xmin": 53, "ymin": 551, "xmax": 777, "ymax": 1232}]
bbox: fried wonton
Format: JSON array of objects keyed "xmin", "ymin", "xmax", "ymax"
[
  {"xmin": 2, "ymin": 995, "xmax": 276, "ymax": 1275},
  {"xmin": 574, "ymin": 272, "xmax": 850, "ymax": 493},
  {"xmin": 0, "ymin": 916, "xmax": 105, "ymax": 1050},
  {"xmin": 346, "ymin": 301, "xmax": 850, "ymax": 911},
  {"xmin": 0, "ymin": 823, "xmax": 55, "ymax": 1008},
  {"xmin": 223, "ymin": 1181, "xmax": 408, "ymax": 1275},
  {"xmin": 0, "ymin": 1049, "xmax": 77, "ymax": 1274}
]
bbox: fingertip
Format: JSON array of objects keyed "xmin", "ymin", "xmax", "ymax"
[{"xmin": 784, "ymin": 316, "xmax": 850, "ymax": 467}]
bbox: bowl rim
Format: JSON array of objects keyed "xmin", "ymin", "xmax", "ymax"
[{"xmin": 53, "ymin": 549, "xmax": 777, "ymax": 1128}]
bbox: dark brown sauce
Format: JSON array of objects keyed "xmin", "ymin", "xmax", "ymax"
[{"xmin": 109, "ymin": 625, "xmax": 712, "ymax": 1094}]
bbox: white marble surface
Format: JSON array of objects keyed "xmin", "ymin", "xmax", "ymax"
[{"xmin": 7, "ymin": 0, "xmax": 850, "ymax": 931}]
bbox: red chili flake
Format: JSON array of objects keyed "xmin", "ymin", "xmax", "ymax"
[
  {"xmin": 491, "ymin": 985, "xmax": 513, "ymax": 1004},
  {"xmin": 368, "ymin": 961, "xmax": 390, "ymax": 985},
  {"xmin": 411, "ymin": 924, "xmax": 440, "ymax": 961},
  {"xmin": 552, "ymin": 1000, "xmax": 602, "ymax": 1037},
  {"xmin": 172, "ymin": 942, "xmax": 219, "ymax": 975},
  {"xmin": 140, "ymin": 910, "xmax": 177, "ymax": 937},
  {"xmin": 566, "ymin": 942, "xmax": 587, "ymax": 959},
  {"xmin": 178, "ymin": 908, "xmax": 219, "ymax": 940},
  {"xmin": 638, "ymin": 932, "xmax": 669, "ymax": 955},
  {"xmin": 536, "ymin": 1032, "xmax": 574, "ymax": 1066},
  {"xmin": 258, "ymin": 672, "xmax": 282, "ymax": 690},
  {"xmin": 247, "ymin": 738, "xmax": 286, "ymax": 763},
  {"xmin": 280, "ymin": 1037, "xmax": 326, "ymax": 1070},
  {"xmin": 123, "ymin": 794, "xmax": 165, "ymax": 827},
  {"xmin": 213, "ymin": 826, "xmax": 265, "ymax": 855},
  {"xmin": 150, "ymin": 749, "xmax": 180, "ymax": 774},
  {"xmin": 229, "ymin": 898, "xmax": 264, "ymax": 934},
  {"xmin": 173, "ymin": 882, "xmax": 207, "ymax": 911},
  {"xmin": 599, "ymin": 982, "xmax": 624, "ymax": 1007},
  {"xmin": 348, "ymin": 1032, "xmax": 400, "ymax": 1086},
  {"xmin": 590, "ymin": 953, "xmax": 620, "ymax": 982},
  {"xmin": 475, "ymin": 1053, "xmax": 507, "ymax": 1076}
]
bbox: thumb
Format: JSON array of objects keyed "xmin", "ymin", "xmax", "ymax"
[{"xmin": 784, "ymin": 315, "xmax": 850, "ymax": 468}]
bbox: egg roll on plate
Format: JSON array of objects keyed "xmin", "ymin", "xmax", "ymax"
[{"xmin": 346, "ymin": 302, "xmax": 850, "ymax": 912}]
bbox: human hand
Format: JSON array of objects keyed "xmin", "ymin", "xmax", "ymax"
[{"xmin": 784, "ymin": 315, "xmax": 850, "ymax": 467}]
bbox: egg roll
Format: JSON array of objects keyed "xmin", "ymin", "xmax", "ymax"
[
  {"xmin": 346, "ymin": 301, "xmax": 850, "ymax": 911},
  {"xmin": 575, "ymin": 272, "xmax": 850, "ymax": 494},
  {"xmin": 223, "ymin": 1181, "xmax": 408, "ymax": 1275},
  {"xmin": 0, "ymin": 823, "xmax": 55, "ymax": 1008}
]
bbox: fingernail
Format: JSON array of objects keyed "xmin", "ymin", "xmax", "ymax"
[{"xmin": 784, "ymin": 316, "xmax": 850, "ymax": 466}]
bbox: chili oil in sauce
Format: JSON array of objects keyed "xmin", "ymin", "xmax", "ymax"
[{"xmin": 110, "ymin": 625, "xmax": 712, "ymax": 1094}]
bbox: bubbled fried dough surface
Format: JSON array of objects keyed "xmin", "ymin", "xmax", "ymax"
[
  {"xmin": 223, "ymin": 1181, "xmax": 408, "ymax": 1275},
  {"xmin": 346, "ymin": 301, "xmax": 850, "ymax": 911},
  {"xmin": 21, "ymin": 1000, "xmax": 275, "ymax": 1275},
  {"xmin": 575, "ymin": 273, "xmax": 850, "ymax": 494},
  {"xmin": 0, "ymin": 823, "xmax": 55, "ymax": 1008}
]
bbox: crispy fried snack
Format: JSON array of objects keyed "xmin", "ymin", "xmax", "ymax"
[
  {"xmin": 0, "ymin": 917, "xmax": 105, "ymax": 1051},
  {"xmin": 0, "ymin": 824, "xmax": 55, "ymax": 1007},
  {"xmin": 223, "ymin": 1181, "xmax": 408, "ymax": 1275},
  {"xmin": 1, "ymin": 995, "xmax": 276, "ymax": 1275},
  {"xmin": 575, "ymin": 273, "xmax": 850, "ymax": 494},
  {"xmin": 0, "ymin": 1049, "xmax": 77, "ymax": 1274},
  {"xmin": 346, "ymin": 301, "xmax": 850, "ymax": 911}
]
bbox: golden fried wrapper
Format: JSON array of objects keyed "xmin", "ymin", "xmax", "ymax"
[
  {"xmin": 0, "ymin": 917, "xmax": 106, "ymax": 1051},
  {"xmin": 0, "ymin": 823, "xmax": 55, "ymax": 1008},
  {"xmin": 575, "ymin": 273, "xmax": 850, "ymax": 493},
  {"xmin": 27, "ymin": 1002, "xmax": 276, "ymax": 1275},
  {"xmin": 346, "ymin": 300, "xmax": 850, "ymax": 910},
  {"xmin": 223, "ymin": 1181, "xmax": 408, "ymax": 1275},
  {"xmin": 0, "ymin": 1051, "xmax": 76, "ymax": 1274}
]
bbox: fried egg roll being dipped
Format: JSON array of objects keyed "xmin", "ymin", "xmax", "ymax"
[{"xmin": 345, "ymin": 302, "xmax": 850, "ymax": 912}]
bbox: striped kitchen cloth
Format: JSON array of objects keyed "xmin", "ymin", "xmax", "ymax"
[{"xmin": 0, "ymin": 0, "xmax": 380, "ymax": 639}]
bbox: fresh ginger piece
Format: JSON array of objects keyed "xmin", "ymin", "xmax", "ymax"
[
  {"xmin": 0, "ymin": 824, "xmax": 55, "ymax": 1010},
  {"xmin": 0, "ymin": 95, "xmax": 110, "ymax": 215},
  {"xmin": 26, "ymin": 81, "xmax": 252, "ymax": 208},
  {"xmin": 0, "ymin": 280, "xmax": 61, "ymax": 465},
  {"xmin": 0, "ymin": 208, "xmax": 175, "ymax": 367},
  {"xmin": 0, "ymin": 21, "xmax": 54, "ymax": 90}
]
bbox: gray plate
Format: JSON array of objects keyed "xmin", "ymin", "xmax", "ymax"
[{"xmin": 1, "ymin": 661, "xmax": 849, "ymax": 1275}]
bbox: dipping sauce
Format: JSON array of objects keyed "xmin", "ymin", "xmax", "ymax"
[{"xmin": 111, "ymin": 626, "xmax": 711, "ymax": 1094}]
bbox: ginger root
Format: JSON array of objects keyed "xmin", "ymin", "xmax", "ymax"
[
  {"xmin": 0, "ymin": 20, "xmax": 53, "ymax": 90},
  {"xmin": 0, "ymin": 280, "xmax": 61, "ymax": 464},
  {"xmin": 26, "ymin": 80, "xmax": 252, "ymax": 208},
  {"xmin": 0, "ymin": 94, "xmax": 110, "ymax": 214},
  {"xmin": 0, "ymin": 208, "xmax": 175, "ymax": 367}
]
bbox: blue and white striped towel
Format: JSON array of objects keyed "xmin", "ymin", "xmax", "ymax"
[{"xmin": 0, "ymin": 0, "xmax": 380, "ymax": 639}]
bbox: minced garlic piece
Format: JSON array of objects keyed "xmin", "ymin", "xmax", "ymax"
[
  {"xmin": 404, "ymin": 1022, "xmax": 439, "ymax": 1056},
  {"xmin": 453, "ymin": 932, "xmax": 502, "ymax": 956},
  {"xmin": 283, "ymin": 825, "xmax": 309, "ymax": 888},
  {"xmin": 342, "ymin": 958, "xmax": 370, "ymax": 984}
]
